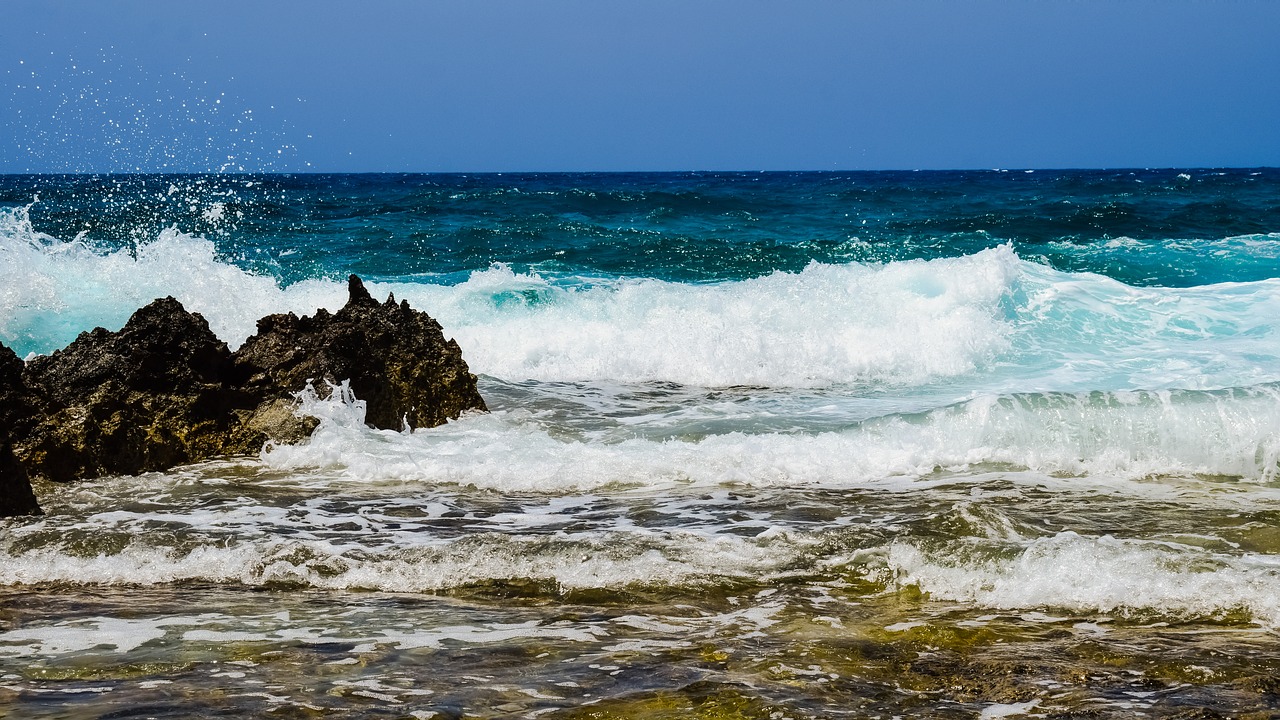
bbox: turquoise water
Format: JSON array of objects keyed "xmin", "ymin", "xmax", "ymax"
[{"xmin": 2, "ymin": 171, "xmax": 1280, "ymax": 717}]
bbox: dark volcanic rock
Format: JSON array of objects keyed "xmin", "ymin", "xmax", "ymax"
[
  {"xmin": 18, "ymin": 298, "xmax": 244, "ymax": 483},
  {"xmin": 0, "ymin": 442, "xmax": 40, "ymax": 517},
  {"xmin": 0, "ymin": 343, "xmax": 41, "ymax": 516},
  {"xmin": 233, "ymin": 275, "xmax": 487, "ymax": 431},
  {"xmin": 0, "ymin": 341, "xmax": 37, "ymax": 431},
  {"xmin": 0, "ymin": 343, "xmax": 39, "ymax": 447},
  {"xmin": 7, "ymin": 276, "xmax": 486, "ymax": 493}
]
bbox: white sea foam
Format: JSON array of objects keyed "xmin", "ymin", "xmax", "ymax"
[
  {"xmin": 259, "ymin": 382, "xmax": 1280, "ymax": 490},
  {"xmin": 4, "ymin": 210, "xmax": 1280, "ymax": 394},
  {"xmin": 1086, "ymin": 232, "xmax": 1280, "ymax": 258},
  {"xmin": 0, "ymin": 529, "xmax": 802, "ymax": 592},
  {"xmin": 886, "ymin": 531, "xmax": 1280, "ymax": 625},
  {"xmin": 0, "ymin": 612, "xmax": 603, "ymax": 659},
  {"xmin": 980, "ymin": 700, "xmax": 1041, "ymax": 719},
  {"xmin": 393, "ymin": 264, "xmax": 1280, "ymax": 394},
  {"xmin": 396, "ymin": 246, "xmax": 1280, "ymax": 392},
  {"xmin": 0, "ymin": 617, "xmax": 171, "ymax": 656},
  {"xmin": 0, "ymin": 203, "xmax": 342, "ymax": 354},
  {"xmin": 7, "ymin": 510, "xmax": 1280, "ymax": 627},
  {"xmin": 390, "ymin": 250, "xmax": 1021, "ymax": 387},
  {"xmin": 5, "ymin": 209, "xmax": 1280, "ymax": 393},
  {"xmin": 0, "ymin": 603, "xmax": 783, "ymax": 662},
  {"xmin": 1007, "ymin": 254, "xmax": 1280, "ymax": 391}
]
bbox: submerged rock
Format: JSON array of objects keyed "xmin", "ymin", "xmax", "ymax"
[
  {"xmin": 233, "ymin": 275, "xmax": 487, "ymax": 431},
  {"xmin": 6, "ymin": 276, "xmax": 486, "ymax": 499}
]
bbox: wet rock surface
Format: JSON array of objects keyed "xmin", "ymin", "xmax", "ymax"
[
  {"xmin": 1, "ymin": 276, "xmax": 485, "ymax": 514},
  {"xmin": 0, "ymin": 442, "xmax": 38, "ymax": 517},
  {"xmin": 18, "ymin": 297, "xmax": 244, "ymax": 485},
  {"xmin": 0, "ymin": 343, "xmax": 41, "ymax": 517},
  {"xmin": 235, "ymin": 275, "xmax": 487, "ymax": 431}
]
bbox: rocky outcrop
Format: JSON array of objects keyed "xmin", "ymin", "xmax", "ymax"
[
  {"xmin": 19, "ymin": 297, "xmax": 245, "ymax": 484},
  {"xmin": 235, "ymin": 275, "xmax": 486, "ymax": 431},
  {"xmin": 1, "ymin": 276, "xmax": 486, "ymax": 515}
]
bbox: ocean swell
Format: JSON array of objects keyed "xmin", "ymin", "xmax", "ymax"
[{"xmin": 8, "ymin": 216, "xmax": 1280, "ymax": 395}]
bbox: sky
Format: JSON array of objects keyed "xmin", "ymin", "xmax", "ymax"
[{"xmin": 1, "ymin": 1, "xmax": 1277, "ymax": 173}]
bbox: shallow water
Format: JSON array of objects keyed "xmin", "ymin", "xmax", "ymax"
[{"xmin": 6, "ymin": 460, "xmax": 1280, "ymax": 718}]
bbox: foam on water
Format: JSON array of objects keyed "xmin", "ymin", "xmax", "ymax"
[
  {"xmin": 0, "ymin": 611, "xmax": 608, "ymax": 658},
  {"xmin": 259, "ymin": 381, "xmax": 1280, "ymax": 490},
  {"xmin": 392, "ymin": 249, "xmax": 1020, "ymax": 387},
  {"xmin": 372, "ymin": 252, "xmax": 1280, "ymax": 392},
  {"xmin": 385, "ymin": 249, "xmax": 1280, "ymax": 393},
  {"xmin": 1005, "ymin": 258, "xmax": 1280, "ymax": 392},
  {"xmin": 886, "ymin": 531, "xmax": 1280, "ymax": 625},
  {"xmin": 0, "ymin": 617, "xmax": 173, "ymax": 656},
  {"xmin": 0, "ymin": 527, "xmax": 806, "ymax": 593},
  {"xmin": 0, "ymin": 602, "xmax": 783, "ymax": 664},
  {"xmin": 0, "ymin": 209, "xmax": 1022, "ymax": 386},
  {"xmin": 1044, "ymin": 233, "xmax": 1280, "ymax": 286},
  {"xmin": 8, "ymin": 488, "xmax": 1280, "ymax": 626}
]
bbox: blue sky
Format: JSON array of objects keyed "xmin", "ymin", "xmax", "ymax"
[{"xmin": 2, "ymin": 1, "xmax": 1277, "ymax": 172}]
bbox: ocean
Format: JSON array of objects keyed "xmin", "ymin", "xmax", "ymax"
[{"xmin": 2, "ymin": 169, "xmax": 1280, "ymax": 718}]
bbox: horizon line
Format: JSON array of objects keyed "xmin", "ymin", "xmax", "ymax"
[{"xmin": 2, "ymin": 165, "xmax": 1277, "ymax": 176}]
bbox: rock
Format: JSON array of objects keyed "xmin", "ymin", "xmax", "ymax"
[
  {"xmin": 8, "ymin": 276, "xmax": 486, "ymax": 491},
  {"xmin": 233, "ymin": 397, "xmax": 319, "ymax": 449},
  {"xmin": 233, "ymin": 275, "xmax": 487, "ymax": 431},
  {"xmin": 0, "ymin": 342, "xmax": 41, "ymax": 516},
  {"xmin": 18, "ymin": 297, "xmax": 245, "ymax": 483},
  {"xmin": 0, "ymin": 442, "xmax": 40, "ymax": 517},
  {"xmin": 0, "ymin": 342, "xmax": 42, "ymax": 444}
]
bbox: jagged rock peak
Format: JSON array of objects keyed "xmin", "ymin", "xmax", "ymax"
[
  {"xmin": 234, "ymin": 275, "xmax": 487, "ymax": 431},
  {"xmin": 348, "ymin": 274, "xmax": 376, "ymax": 306}
]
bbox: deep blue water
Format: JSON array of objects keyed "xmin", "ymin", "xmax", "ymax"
[{"xmin": 4, "ymin": 169, "xmax": 1279, "ymax": 288}]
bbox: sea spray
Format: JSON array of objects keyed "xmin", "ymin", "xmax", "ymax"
[{"xmin": 0, "ymin": 202, "xmax": 342, "ymax": 355}]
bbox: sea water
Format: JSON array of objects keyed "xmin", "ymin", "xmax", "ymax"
[{"xmin": 1, "ymin": 170, "xmax": 1279, "ymax": 718}]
